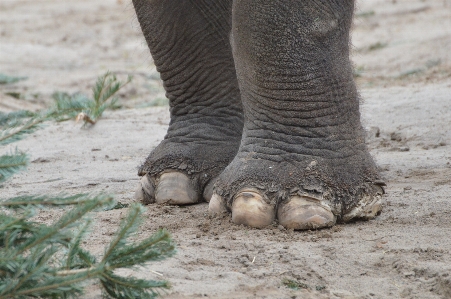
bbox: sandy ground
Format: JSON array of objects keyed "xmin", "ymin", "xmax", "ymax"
[{"xmin": 1, "ymin": 0, "xmax": 451, "ymax": 298}]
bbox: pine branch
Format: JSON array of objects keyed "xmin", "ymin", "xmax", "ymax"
[
  {"xmin": 0, "ymin": 117, "xmax": 44, "ymax": 146},
  {"xmin": 4, "ymin": 269, "xmax": 91, "ymax": 299},
  {"xmin": 48, "ymin": 92, "xmax": 92, "ymax": 122},
  {"xmin": 103, "ymin": 203, "xmax": 143, "ymax": 262},
  {"xmin": 50, "ymin": 72, "xmax": 131, "ymax": 126},
  {"xmin": 0, "ymin": 73, "xmax": 27, "ymax": 85},
  {"xmin": 0, "ymin": 196, "xmax": 175, "ymax": 299},
  {"xmin": 83, "ymin": 71, "xmax": 131, "ymax": 124},
  {"xmin": 101, "ymin": 271, "xmax": 168, "ymax": 299},
  {"xmin": 18, "ymin": 196, "xmax": 114, "ymax": 253},
  {"xmin": 0, "ymin": 111, "xmax": 36, "ymax": 127},
  {"xmin": 7, "ymin": 245, "xmax": 60, "ymax": 296},
  {"xmin": 93, "ymin": 71, "xmax": 110, "ymax": 108},
  {"xmin": 0, "ymin": 193, "xmax": 114, "ymax": 209},
  {"xmin": 0, "ymin": 151, "xmax": 28, "ymax": 184},
  {"xmin": 0, "ymin": 211, "xmax": 38, "ymax": 249},
  {"xmin": 65, "ymin": 219, "xmax": 95, "ymax": 270},
  {"xmin": 108, "ymin": 228, "xmax": 175, "ymax": 269},
  {"xmin": 0, "ymin": 72, "xmax": 131, "ymax": 137}
]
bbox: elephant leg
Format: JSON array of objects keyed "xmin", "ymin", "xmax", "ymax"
[
  {"xmin": 210, "ymin": 0, "xmax": 384, "ymax": 229},
  {"xmin": 132, "ymin": 0, "xmax": 243, "ymax": 205}
]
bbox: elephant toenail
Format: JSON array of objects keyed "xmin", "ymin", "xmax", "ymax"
[
  {"xmin": 203, "ymin": 178, "xmax": 217, "ymax": 202},
  {"xmin": 155, "ymin": 172, "xmax": 199, "ymax": 205},
  {"xmin": 135, "ymin": 175, "xmax": 155, "ymax": 204},
  {"xmin": 208, "ymin": 193, "xmax": 228, "ymax": 214},
  {"xmin": 277, "ymin": 196, "xmax": 336, "ymax": 230},
  {"xmin": 231, "ymin": 189, "xmax": 275, "ymax": 228}
]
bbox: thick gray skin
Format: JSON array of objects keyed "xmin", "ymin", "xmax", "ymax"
[{"xmin": 132, "ymin": 0, "xmax": 384, "ymax": 228}]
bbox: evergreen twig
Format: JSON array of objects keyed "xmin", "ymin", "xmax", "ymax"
[
  {"xmin": 0, "ymin": 195, "xmax": 175, "ymax": 299},
  {"xmin": 0, "ymin": 74, "xmax": 27, "ymax": 85},
  {"xmin": 50, "ymin": 72, "xmax": 131, "ymax": 126},
  {"xmin": 0, "ymin": 111, "xmax": 36, "ymax": 127},
  {"xmin": 0, "ymin": 150, "xmax": 28, "ymax": 184},
  {"xmin": 0, "ymin": 116, "xmax": 44, "ymax": 146}
]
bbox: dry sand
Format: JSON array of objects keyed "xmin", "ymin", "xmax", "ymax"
[{"xmin": 1, "ymin": 0, "xmax": 450, "ymax": 298}]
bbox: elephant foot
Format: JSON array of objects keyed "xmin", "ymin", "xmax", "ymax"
[
  {"xmin": 135, "ymin": 171, "xmax": 218, "ymax": 205},
  {"xmin": 209, "ymin": 156, "xmax": 384, "ymax": 230},
  {"xmin": 136, "ymin": 123, "xmax": 242, "ymax": 205}
]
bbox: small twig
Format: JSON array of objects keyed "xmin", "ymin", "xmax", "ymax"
[
  {"xmin": 75, "ymin": 112, "xmax": 95, "ymax": 125},
  {"xmin": 150, "ymin": 270, "xmax": 163, "ymax": 276},
  {"xmin": 251, "ymin": 257, "xmax": 256, "ymax": 264},
  {"xmin": 0, "ymin": 117, "xmax": 43, "ymax": 143}
]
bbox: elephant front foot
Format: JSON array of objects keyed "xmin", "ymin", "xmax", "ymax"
[
  {"xmin": 135, "ymin": 135, "xmax": 240, "ymax": 205},
  {"xmin": 209, "ymin": 156, "xmax": 384, "ymax": 230}
]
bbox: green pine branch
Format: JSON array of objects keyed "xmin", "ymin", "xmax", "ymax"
[
  {"xmin": 47, "ymin": 92, "xmax": 92, "ymax": 122},
  {"xmin": 0, "ymin": 116, "xmax": 44, "ymax": 146},
  {"xmin": 0, "ymin": 111, "xmax": 36, "ymax": 127},
  {"xmin": 0, "ymin": 197, "xmax": 175, "ymax": 299},
  {"xmin": 0, "ymin": 193, "xmax": 112, "ymax": 209},
  {"xmin": 0, "ymin": 74, "xmax": 27, "ymax": 85},
  {"xmin": 50, "ymin": 72, "xmax": 131, "ymax": 126},
  {"xmin": 101, "ymin": 271, "xmax": 169, "ymax": 299},
  {"xmin": 0, "ymin": 150, "xmax": 28, "ymax": 184},
  {"xmin": 0, "ymin": 72, "xmax": 131, "ymax": 143}
]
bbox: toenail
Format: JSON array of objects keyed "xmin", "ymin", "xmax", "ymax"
[
  {"xmin": 155, "ymin": 172, "xmax": 199, "ymax": 205},
  {"xmin": 208, "ymin": 193, "xmax": 228, "ymax": 214},
  {"xmin": 135, "ymin": 175, "xmax": 155, "ymax": 204},
  {"xmin": 231, "ymin": 189, "xmax": 275, "ymax": 228},
  {"xmin": 277, "ymin": 196, "xmax": 336, "ymax": 230},
  {"xmin": 203, "ymin": 178, "xmax": 217, "ymax": 202}
]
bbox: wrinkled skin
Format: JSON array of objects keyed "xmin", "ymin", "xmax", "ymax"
[{"xmin": 132, "ymin": 0, "xmax": 385, "ymax": 230}]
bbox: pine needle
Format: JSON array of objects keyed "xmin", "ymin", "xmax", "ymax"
[{"xmin": 17, "ymin": 197, "xmax": 112, "ymax": 254}]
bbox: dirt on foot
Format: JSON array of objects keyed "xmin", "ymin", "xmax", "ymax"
[{"xmin": 1, "ymin": 0, "xmax": 450, "ymax": 298}]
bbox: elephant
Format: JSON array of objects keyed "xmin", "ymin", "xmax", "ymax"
[{"xmin": 132, "ymin": 0, "xmax": 385, "ymax": 230}]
